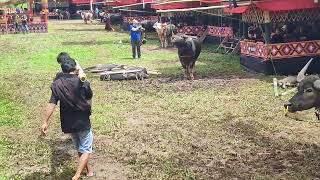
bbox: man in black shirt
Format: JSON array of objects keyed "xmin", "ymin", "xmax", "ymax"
[{"xmin": 41, "ymin": 59, "xmax": 94, "ymax": 180}]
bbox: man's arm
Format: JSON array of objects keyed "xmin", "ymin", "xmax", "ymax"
[
  {"xmin": 82, "ymin": 81, "xmax": 93, "ymax": 100},
  {"xmin": 75, "ymin": 60, "xmax": 86, "ymax": 82},
  {"xmin": 41, "ymin": 103, "xmax": 56, "ymax": 136},
  {"xmin": 130, "ymin": 25, "xmax": 141, "ymax": 32}
]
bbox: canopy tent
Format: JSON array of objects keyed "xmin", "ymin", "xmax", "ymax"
[
  {"xmin": 112, "ymin": 0, "xmax": 155, "ymax": 9},
  {"xmin": 224, "ymin": 0, "xmax": 320, "ymax": 14},
  {"xmin": 200, "ymin": 0, "xmax": 220, "ymax": 5},
  {"xmin": 246, "ymin": 1, "xmax": 319, "ymax": 24},
  {"xmin": 105, "ymin": 0, "xmax": 118, "ymax": 6},
  {"xmin": 224, "ymin": 5, "xmax": 250, "ymax": 13},
  {"xmin": 114, "ymin": 0, "xmax": 154, "ymax": 6},
  {"xmin": 151, "ymin": 0, "xmax": 200, "ymax": 10},
  {"xmin": 237, "ymin": 0, "xmax": 320, "ymax": 75},
  {"xmin": 254, "ymin": 0, "xmax": 320, "ymax": 11},
  {"xmin": 71, "ymin": 0, "xmax": 105, "ymax": 5}
]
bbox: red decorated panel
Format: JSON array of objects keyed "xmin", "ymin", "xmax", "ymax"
[
  {"xmin": 240, "ymin": 40, "xmax": 268, "ymax": 60},
  {"xmin": 123, "ymin": 16, "xmax": 158, "ymax": 23},
  {"xmin": 268, "ymin": 41, "xmax": 320, "ymax": 59},
  {"xmin": 0, "ymin": 22, "xmax": 48, "ymax": 35},
  {"xmin": 178, "ymin": 26, "xmax": 233, "ymax": 37},
  {"xmin": 207, "ymin": 26, "xmax": 233, "ymax": 37},
  {"xmin": 177, "ymin": 26, "xmax": 205, "ymax": 35},
  {"xmin": 240, "ymin": 40, "xmax": 320, "ymax": 60}
]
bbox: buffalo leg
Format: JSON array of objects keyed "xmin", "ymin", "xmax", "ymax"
[
  {"xmin": 190, "ymin": 62, "xmax": 196, "ymax": 80},
  {"xmin": 165, "ymin": 38, "xmax": 168, "ymax": 48},
  {"xmin": 182, "ymin": 64, "xmax": 188, "ymax": 79},
  {"xmin": 186, "ymin": 65, "xmax": 190, "ymax": 80},
  {"xmin": 185, "ymin": 67, "xmax": 189, "ymax": 80}
]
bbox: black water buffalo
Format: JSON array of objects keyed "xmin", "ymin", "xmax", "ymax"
[
  {"xmin": 141, "ymin": 20, "xmax": 157, "ymax": 32},
  {"xmin": 109, "ymin": 13, "xmax": 122, "ymax": 25},
  {"xmin": 284, "ymin": 58, "xmax": 320, "ymax": 114},
  {"xmin": 284, "ymin": 75, "xmax": 320, "ymax": 113},
  {"xmin": 172, "ymin": 34, "xmax": 201, "ymax": 80}
]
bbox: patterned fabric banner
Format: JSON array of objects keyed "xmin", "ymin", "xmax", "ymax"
[
  {"xmin": 0, "ymin": 23, "xmax": 48, "ymax": 35},
  {"xmin": 240, "ymin": 40, "xmax": 320, "ymax": 60},
  {"xmin": 177, "ymin": 25, "xmax": 233, "ymax": 37},
  {"xmin": 123, "ymin": 16, "xmax": 158, "ymax": 23}
]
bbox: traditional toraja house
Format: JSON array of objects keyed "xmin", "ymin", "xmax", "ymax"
[
  {"xmin": 0, "ymin": 0, "xmax": 48, "ymax": 34},
  {"xmin": 113, "ymin": 0, "xmax": 157, "ymax": 25},
  {"xmin": 230, "ymin": 0, "xmax": 320, "ymax": 75},
  {"xmin": 151, "ymin": 0, "xmax": 250, "ymax": 43}
]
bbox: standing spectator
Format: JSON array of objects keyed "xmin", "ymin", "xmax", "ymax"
[
  {"xmin": 95, "ymin": 7, "xmax": 99, "ymax": 19},
  {"xmin": 130, "ymin": 19, "xmax": 142, "ymax": 59},
  {"xmin": 41, "ymin": 58, "xmax": 94, "ymax": 180},
  {"xmin": 21, "ymin": 14, "xmax": 28, "ymax": 34},
  {"xmin": 12, "ymin": 12, "xmax": 19, "ymax": 34},
  {"xmin": 104, "ymin": 12, "xmax": 114, "ymax": 31}
]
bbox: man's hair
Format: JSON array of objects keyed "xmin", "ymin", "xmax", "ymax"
[
  {"xmin": 61, "ymin": 58, "xmax": 76, "ymax": 73},
  {"xmin": 57, "ymin": 52, "xmax": 71, "ymax": 64}
]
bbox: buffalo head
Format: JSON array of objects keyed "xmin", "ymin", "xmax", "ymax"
[
  {"xmin": 171, "ymin": 33, "xmax": 189, "ymax": 47},
  {"xmin": 285, "ymin": 75, "xmax": 320, "ymax": 112}
]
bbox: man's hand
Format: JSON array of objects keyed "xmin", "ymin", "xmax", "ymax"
[
  {"xmin": 41, "ymin": 122, "xmax": 48, "ymax": 136},
  {"xmin": 41, "ymin": 103, "xmax": 56, "ymax": 136}
]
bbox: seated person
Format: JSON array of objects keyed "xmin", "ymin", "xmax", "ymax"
[
  {"xmin": 248, "ymin": 26, "xmax": 256, "ymax": 40},
  {"xmin": 271, "ymin": 28, "xmax": 284, "ymax": 44}
]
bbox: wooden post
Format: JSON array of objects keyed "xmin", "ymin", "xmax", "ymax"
[
  {"xmin": 28, "ymin": 0, "xmax": 33, "ymax": 16},
  {"xmin": 264, "ymin": 11, "xmax": 271, "ymax": 44},
  {"xmin": 41, "ymin": 0, "xmax": 48, "ymax": 23},
  {"xmin": 90, "ymin": 0, "xmax": 93, "ymax": 12},
  {"xmin": 243, "ymin": 22, "xmax": 248, "ymax": 38},
  {"xmin": 264, "ymin": 23, "xmax": 271, "ymax": 44}
]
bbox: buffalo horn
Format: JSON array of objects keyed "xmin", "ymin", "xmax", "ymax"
[{"xmin": 297, "ymin": 58, "xmax": 314, "ymax": 82}]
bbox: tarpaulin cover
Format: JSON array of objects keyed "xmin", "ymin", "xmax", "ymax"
[{"xmin": 152, "ymin": 1, "xmax": 200, "ymax": 10}]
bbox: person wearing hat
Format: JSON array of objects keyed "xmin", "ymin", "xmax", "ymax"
[
  {"xmin": 41, "ymin": 58, "xmax": 95, "ymax": 180},
  {"xmin": 130, "ymin": 19, "xmax": 142, "ymax": 59}
]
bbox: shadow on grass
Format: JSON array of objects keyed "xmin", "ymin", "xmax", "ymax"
[
  {"xmin": 56, "ymin": 28, "xmax": 106, "ymax": 32},
  {"xmin": 22, "ymin": 138, "xmax": 75, "ymax": 180},
  {"xmin": 62, "ymin": 40, "xmax": 130, "ymax": 46},
  {"xmin": 216, "ymin": 119, "xmax": 320, "ymax": 179}
]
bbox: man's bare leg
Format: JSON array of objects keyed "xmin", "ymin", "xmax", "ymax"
[
  {"xmin": 77, "ymin": 152, "xmax": 93, "ymax": 176},
  {"xmin": 72, "ymin": 153, "xmax": 92, "ymax": 180}
]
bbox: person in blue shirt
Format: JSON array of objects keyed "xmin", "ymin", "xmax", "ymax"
[{"xmin": 130, "ymin": 20, "xmax": 142, "ymax": 59}]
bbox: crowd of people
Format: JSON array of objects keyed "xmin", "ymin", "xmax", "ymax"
[
  {"xmin": 247, "ymin": 23, "xmax": 320, "ymax": 44},
  {"xmin": 270, "ymin": 24, "xmax": 319, "ymax": 44},
  {"xmin": 5, "ymin": 12, "xmax": 30, "ymax": 34}
]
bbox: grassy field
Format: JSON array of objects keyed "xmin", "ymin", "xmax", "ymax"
[{"xmin": 1, "ymin": 20, "xmax": 320, "ymax": 179}]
